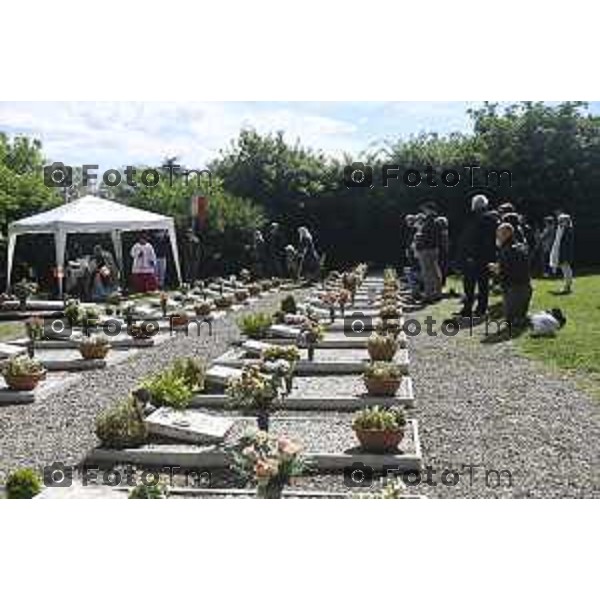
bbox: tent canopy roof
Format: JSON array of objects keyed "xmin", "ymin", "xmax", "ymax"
[{"xmin": 9, "ymin": 195, "xmax": 174, "ymax": 234}]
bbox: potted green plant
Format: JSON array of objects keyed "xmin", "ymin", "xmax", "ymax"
[
  {"xmin": 4, "ymin": 467, "xmax": 42, "ymax": 498},
  {"xmin": 227, "ymin": 364, "xmax": 280, "ymax": 431},
  {"xmin": 1, "ymin": 356, "xmax": 47, "ymax": 391},
  {"xmin": 64, "ymin": 300, "xmax": 82, "ymax": 326},
  {"xmin": 281, "ymin": 295, "xmax": 297, "ymax": 315},
  {"xmin": 79, "ymin": 334, "xmax": 111, "ymax": 360},
  {"xmin": 352, "ymin": 405, "xmax": 406, "ymax": 453},
  {"xmin": 13, "ymin": 280, "xmax": 38, "ymax": 311},
  {"xmin": 230, "ymin": 431, "xmax": 305, "ymax": 498},
  {"xmin": 25, "ymin": 316, "xmax": 44, "ymax": 358},
  {"xmin": 238, "ymin": 312, "xmax": 273, "ymax": 340},
  {"xmin": 128, "ymin": 483, "xmax": 169, "ymax": 499},
  {"xmin": 81, "ymin": 307, "xmax": 100, "ymax": 329},
  {"xmin": 95, "ymin": 396, "xmax": 148, "ymax": 449},
  {"xmin": 367, "ymin": 333, "xmax": 398, "ymax": 362},
  {"xmin": 363, "ymin": 362, "xmax": 403, "ymax": 396}
]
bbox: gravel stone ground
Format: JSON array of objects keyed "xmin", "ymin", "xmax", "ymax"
[
  {"xmin": 406, "ymin": 298, "xmax": 600, "ymax": 498},
  {"xmin": 6, "ymin": 279, "xmax": 597, "ymax": 500},
  {"xmin": 0, "ymin": 289, "xmax": 300, "ymax": 480},
  {"xmin": 280, "ymin": 289, "xmax": 600, "ymax": 498}
]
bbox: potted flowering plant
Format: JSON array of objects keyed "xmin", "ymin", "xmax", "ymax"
[
  {"xmin": 352, "ymin": 405, "xmax": 406, "ymax": 453},
  {"xmin": 320, "ymin": 290, "xmax": 339, "ymax": 323},
  {"xmin": 367, "ymin": 333, "xmax": 398, "ymax": 362},
  {"xmin": 262, "ymin": 345, "xmax": 300, "ymax": 394},
  {"xmin": 338, "ymin": 288, "xmax": 352, "ymax": 316},
  {"xmin": 234, "ymin": 289, "xmax": 249, "ymax": 303},
  {"xmin": 298, "ymin": 319, "xmax": 324, "ymax": 361},
  {"xmin": 248, "ymin": 282, "xmax": 261, "ymax": 296},
  {"xmin": 194, "ymin": 301, "xmax": 213, "ymax": 317},
  {"xmin": 230, "ymin": 431, "xmax": 306, "ymax": 498},
  {"xmin": 379, "ymin": 303, "xmax": 400, "ymax": 321},
  {"xmin": 25, "ymin": 316, "xmax": 44, "ymax": 358},
  {"xmin": 170, "ymin": 310, "xmax": 188, "ymax": 328},
  {"xmin": 79, "ymin": 333, "xmax": 111, "ymax": 360},
  {"xmin": 342, "ymin": 272, "xmax": 358, "ymax": 303},
  {"xmin": 13, "ymin": 280, "xmax": 38, "ymax": 311},
  {"xmin": 1, "ymin": 356, "xmax": 47, "ymax": 391},
  {"xmin": 214, "ymin": 294, "xmax": 234, "ymax": 309},
  {"xmin": 227, "ymin": 364, "xmax": 280, "ymax": 431},
  {"xmin": 363, "ymin": 362, "xmax": 403, "ymax": 397},
  {"xmin": 376, "ymin": 319, "xmax": 402, "ymax": 338}
]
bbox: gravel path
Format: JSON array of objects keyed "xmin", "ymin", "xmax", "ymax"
[
  {"xmin": 406, "ymin": 298, "xmax": 600, "ymax": 498},
  {"xmin": 0, "ymin": 290, "xmax": 298, "ymax": 480}
]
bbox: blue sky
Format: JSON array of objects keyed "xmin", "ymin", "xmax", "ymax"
[{"xmin": 1, "ymin": 101, "xmax": 599, "ymax": 171}]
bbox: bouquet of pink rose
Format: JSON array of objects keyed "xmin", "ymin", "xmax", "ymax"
[{"xmin": 230, "ymin": 431, "xmax": 306, "ymax": 498}]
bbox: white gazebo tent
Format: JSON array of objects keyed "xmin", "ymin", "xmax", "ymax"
[{"xmin": 6, "ymin": 195, "xmax": 182, "ymax": 296}]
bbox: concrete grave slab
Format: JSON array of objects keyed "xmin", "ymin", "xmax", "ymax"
[
  {"xmin": 146, "ymin": 407, "xmax": 234, "ymax": 444},
  {"xmin": 267, "ymin": 324, "xmax": 302, "ymax": 339},
  {"xmin": 0, "ymin": 342, "xmax": 27, "ymax": 359},
  {"xmin": 191, "ymin": 376, "xmax": 414, "ymax": 410}
]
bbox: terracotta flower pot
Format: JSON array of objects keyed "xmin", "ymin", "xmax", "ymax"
[
  {"xmin": 354, "ymin": 427, "xmax": 404, "ymax": 453},
  {"xmin": 364, "ymin": 376, "xmax": 402, "ymax": 397},
  {"xmin": 367, "ymin": 345, "xmax": 397, "ymax": 362},
  {"xmin": 80, "ymin": 344, "xmax": 110, "ymax": 360},
  {"xmin": 4, "ymin": 370, "xmax": 47, "ymax": 391},
  {"xmin": 171, "ymin": 315, "xmax": 188, "ymax": 327}
]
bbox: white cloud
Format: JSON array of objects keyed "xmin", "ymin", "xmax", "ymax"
[{"xmin": 0, "ymin": 101, "xmax": 473, "ymax": 169}]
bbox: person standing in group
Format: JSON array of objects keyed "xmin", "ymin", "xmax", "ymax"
[
  {"xmin": 488, "ymin": 222, "xmax": 532, "ymax": 329},
  {"xmin": 403, "ymin": 214, "xmax": 421, "ymax": 298},
  {"xmin": 550, "ymin": 213, "xmax": 575, "ymax": 294},
  {"xmin": 153, "ymin": 231, "xmax": 169, "ymax": 289},
  {"xmin": 297, "ymin": 226, "xmax": 320, "ymax": 281},
  {"xmin": 284, "ymin": 244, "xmax": 299, "ymax": 280},
  {"xmin": 413, "ymin": 205, "xmax": 443, "ymax": 302},
  {"xmin": 435, "ymin": 215, "xmax": 450, "ymax": 288},
  {"xmin": 266, "ymin": 222, "xmax": 286, "ymax": 277},
  {"xmin": 251, "ymin": 229, "xmax": 266, "ymax": 279},
  {"xmin": 456, "ymin": 194, "xmax": 499, "ymax": 317},
  {"xmin": 540, "ymin": 215, "xmax": 557, "ymax": 277},
  {"xmin": 130, "ymin": 234, "xmax": 158, "ymax": 293}
]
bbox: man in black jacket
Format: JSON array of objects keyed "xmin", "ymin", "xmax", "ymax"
[
  {"xmin": 489, "ymin": 222, "xmax": 532, "ymax": 328},
  {"xmin": 456, "ymin": 194, "xmax": 499, "ymax": 317}
]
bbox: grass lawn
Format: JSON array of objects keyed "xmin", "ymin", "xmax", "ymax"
[
  {"xmin": 518, "ymin": 274, "xmax": 600, "ymax": 397},
  {"xmin": 0, "ymin": 322, "xmax": 25, "ymax": 342}
]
